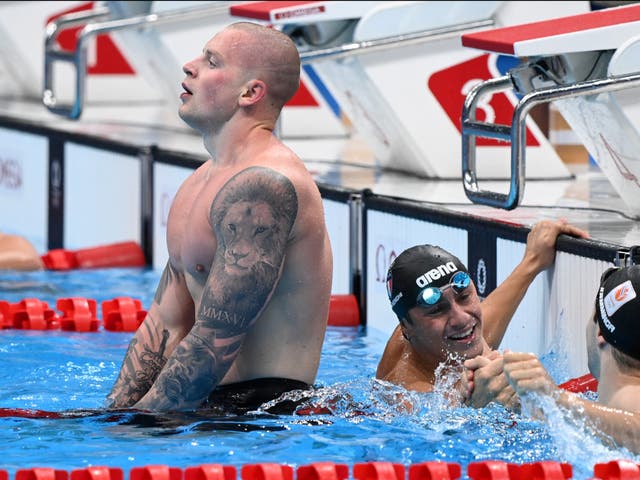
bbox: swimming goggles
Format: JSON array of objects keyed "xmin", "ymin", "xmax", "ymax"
[{"xmin": 415, "ymin": 271, "xmax": 471, "ymax": 307}]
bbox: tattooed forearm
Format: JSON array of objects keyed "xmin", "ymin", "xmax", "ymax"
[
  {"xmin": 154, "ymin": 262, "xmax": 179, "ymax": 305},
  {"xmin": 136, "ymin": 329, "xmax": 170, "ymax": 384},
  {"xmin": 136, "ymin": 330, "xmax": 222, "ymax": 408},
  {"xmin": 107, "ymin": 326, "xmax": 171, "ymax": 408}
]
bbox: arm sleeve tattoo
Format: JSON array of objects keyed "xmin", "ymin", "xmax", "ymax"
[
  {"xmin": 106, "ymin": 262, "xmax": 181, "ymax": 408},
  {"xmin": 135, "ymin": 166, "xmax": 298, "ymax": 410}
]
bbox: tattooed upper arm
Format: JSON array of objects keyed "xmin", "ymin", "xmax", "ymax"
[
  {"xmin": 202, "ymin": 166, "xmax": 298, "ymax": 332},
  {"xmin": 154, "ymin": 262, "xmax": 180, "ymax": 305},
  {"xmin": 130, "ymin": 167, "xmax": 299, "ymax": 410}
]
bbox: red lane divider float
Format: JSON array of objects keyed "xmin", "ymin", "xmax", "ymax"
[
  {"xmin": 130, "ymin": 466, "xmax": 182, "ymax": 480},
  {"xmin": 102, "ymin": 297, "xmax": 147, "ymax": 331},
  {"xmin": 0, "ymin": 296, "xmax": 146, "ymax": 332},
  {"xmin": 241, "ymin": 464, "xmax": 293, "ymax": 480},
  {"xmin": 41, "ymin": 241, "xmax": 146, "ymax": 271},
  {"xmin": 57, "ymin": 298, "xmax": 99, "ymax": 332},
  {"xmin": 2, "ymin": 460, "xmax": 640, "ymax": 480},
  {"xmin": 71, "ymin": 467, "xmax": 124, "ymax": 480},
  {"xmin": 15, "ymin": 468, "xmax": 68, "ymax": 480},
  {"xmin": 328, "ymin": 294, "xmax": 360, "ymax": 327},
  {"xmin": 184, "ymin": 465, "xmax": 236, "ymax": 480},
  {"xmin": 353, "ymin": 462, "xmax": 405, "ymax": 480},
  {"xmin": 594, "ymin": 460, "xmax": 640, "ymax": 479},
  {"xmin": 7, "ymin": 299, "xmax": 60, "ymax": 330},
  {"xmin": 410, "ymin": 462, "xmax": 461, "ymax": 480},
  {"xmin": 0, "ymin": 294, "xmax": 360, "ymax": 331},
  {"xmin": 297, "ymin": 463, "xmax": 349, "ymax": 480},
  {"xmin": 558, "ymin": 373, "xmax": 598, "ymax": 394}
]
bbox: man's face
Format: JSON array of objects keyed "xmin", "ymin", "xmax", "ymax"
[
  {"xmin": 403, "ymin": 279, "xmax": 484, "ymax": 364},
  {"xmin": 179, "ymin": 28, "xmax": 250, "ymax": 132}
]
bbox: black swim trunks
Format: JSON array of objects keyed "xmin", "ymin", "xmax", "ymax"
[{"xmin": 202, "ymin": 377, "xmax": 311, "ymax": 415}]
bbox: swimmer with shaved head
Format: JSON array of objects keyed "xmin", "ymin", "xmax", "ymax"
[{"xmin": 108, "ymin": 22, "xmax": 333, "ymax": 413}]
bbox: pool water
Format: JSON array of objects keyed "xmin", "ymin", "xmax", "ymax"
[{"xmin": 0, "ymin": 268, "xmax": 636, "ymax": 478}]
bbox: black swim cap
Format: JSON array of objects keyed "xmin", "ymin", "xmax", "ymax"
[
  {"xmin": 386, "ymin": 244, "xmax": 468, "ymax": 320},
  {"xmin": 595, "ymin": 265, "xmax": 640, "ymax": 360}
]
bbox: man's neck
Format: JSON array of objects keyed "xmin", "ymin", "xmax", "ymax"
[
  {"xmin": 203, "ymin": 121, "xmax": 274, "ymax": 166},
  {"xmin": 597, "ymin": 357, "xmax": 640, "ymax": 412}
]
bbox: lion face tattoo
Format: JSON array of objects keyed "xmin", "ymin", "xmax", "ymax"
[
  {"xmin": 205, "ymin": 166, "xmax": 298, "ymax": 319},
  {"xmin": 219, "ymin": 200, "xmax": 280, "ymax": 276}
]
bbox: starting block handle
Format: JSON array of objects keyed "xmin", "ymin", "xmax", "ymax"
[
  {"xmin": 461, "ymin": 74, "xmax": 523, "ymax": 210},
  {"xmin": 462, "ymin": 69, "xmax": 640, "ymax": 211},
  {"xmin": 43, "ymin": 6, "xmax": 110, "ymax": 119}
]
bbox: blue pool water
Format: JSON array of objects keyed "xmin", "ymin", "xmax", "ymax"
[{"xmin": 0, "ymin": 268, "xmax": 637, "ymax": 478}]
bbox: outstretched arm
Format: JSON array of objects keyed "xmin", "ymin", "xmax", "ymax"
[
  {"xmin": 135, "ymin": 166, "xmax": 298, "ymax": 411},
  {"xmin": 482, "ymin": 219, "xmax": 589, "ymax": 349},
  {"xmin": 503, "ymin": 352, "xmax": 640, "ymax": 454}
]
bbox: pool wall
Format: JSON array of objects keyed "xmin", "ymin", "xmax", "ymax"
[{"xmin": 0, "ymin": 113, "xmax": 624, "ymax": 380}]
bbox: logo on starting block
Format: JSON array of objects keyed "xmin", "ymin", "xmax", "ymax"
[{"xmin": 428, "ymin": 54, "xmax": 540, "ymax": 147}]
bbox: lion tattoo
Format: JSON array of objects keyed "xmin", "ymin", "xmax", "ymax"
[{"xmin": 201, "ymin": 166, "xmax": 298, "ymax": 326}]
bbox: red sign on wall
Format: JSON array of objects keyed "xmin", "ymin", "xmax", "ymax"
[{"xmin": 428, "ymin": 54, "xmax": 539, "ymax": 146}]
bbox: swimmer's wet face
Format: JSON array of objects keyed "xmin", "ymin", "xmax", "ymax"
[{"xmin": 404, "ymin": 273, "xmax": 484, "ymax": 363}]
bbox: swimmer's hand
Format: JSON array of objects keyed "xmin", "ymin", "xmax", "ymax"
[
  {"xmin": 523, "ymin": 219, "xmax": 590, "ymax": 275},
  {"xmin": 463, "ymin": 350, "xmax": 519, "ymax": 410},
  {"xmin": 502, "ymin": 351, "xmax": 561, "ymax": 420},
  {"xmin": 503, "ymin": 351, "xmax": 558, "ymax": 397}
]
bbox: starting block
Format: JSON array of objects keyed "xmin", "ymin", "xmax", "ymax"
[{"xmin": 459, "ymin": 3, "xmax": 640, "ymax": 215}]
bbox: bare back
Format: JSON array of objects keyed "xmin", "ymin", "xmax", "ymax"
[{"xmin": 0, "ymin": 233, "xmax": 43, "ymax": 271}]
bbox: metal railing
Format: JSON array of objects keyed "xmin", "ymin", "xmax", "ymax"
[
  {"xmin": 43, "ymin": 0, "xmax": 494, "ymax": 121},
  {"xmin": 299, "ymin": 18, "xmax": 493, "ymax": 64},
  {"xmin": 43, "ymin": 3, "xmax": 232, "ymax": 119},
  {"xmin": 461, "ymin": 70, "xmax": 640, "ymax": 210}
]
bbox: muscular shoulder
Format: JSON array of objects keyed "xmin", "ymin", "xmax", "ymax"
[
  {"xmin": 379, "ymin": 363, "xmax": 434, "ymax": 394},
  {"xmin": 211, "ymin": 166, "xmax": 298, "ymax": 226},
  {"xmin": 376, "ymin": 326, "xmax": 405, "ymax": 378}
]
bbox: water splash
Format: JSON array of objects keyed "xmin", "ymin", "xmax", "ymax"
[{"xmin": 518, "ymin": 391, "xmax": 640, "ymax": 478}]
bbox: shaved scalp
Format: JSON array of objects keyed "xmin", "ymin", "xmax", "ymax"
[{"xmin": 228, "ymin": 22, "xmax": 301, "ymax": 109}]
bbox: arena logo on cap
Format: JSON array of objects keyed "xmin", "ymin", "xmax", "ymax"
[
  {"xmin": 604, "ymin": 279, "xmax": 637, "ymax": 318},
  {"xmin": 415, "ymin": 262, "xmax": 458, "ymax": 288},
  {"xmin": 390, "ymin": 292, "xmax": 403, "ymax": 309}
]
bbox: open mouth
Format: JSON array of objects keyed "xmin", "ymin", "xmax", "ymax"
[
  {"xmin": 447, "ymin": 323, "xmax": 476, "ymax": 343},
  {"xmin": 182, "ymin": 83, "xmax": 192, "ymax": 95}
]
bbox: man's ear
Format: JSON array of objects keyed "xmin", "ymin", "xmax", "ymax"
[
  {"xmin": 239, "ymin": 79, "xmax": 266, "ymax": 106},
  {"xmin": 400, "ymin": 323, "xmax": 410, "ymax": 341},
  {"xmin": 595, "ymin": 326, "xmax": 608, "ymax": 348}
]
